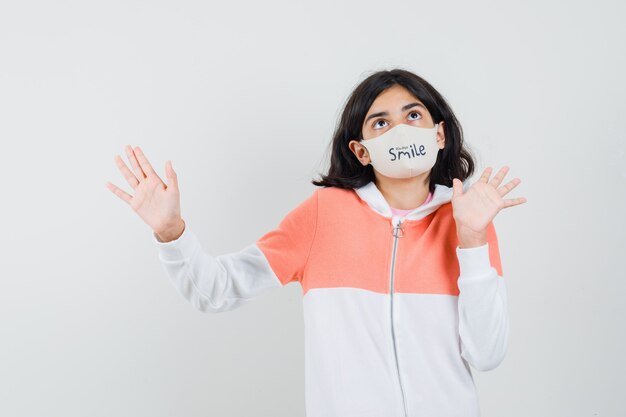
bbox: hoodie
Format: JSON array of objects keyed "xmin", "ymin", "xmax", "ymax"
[{"xmin": 151, "ymin": 180, "xmax": 509, "ymax": 417}]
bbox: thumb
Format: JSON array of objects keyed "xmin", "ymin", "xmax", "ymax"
[
  {"xmin": 452, "ymin": 178, "xmax": 463, "ymax": 197},
  {"xmin": 165, "ymin": 160, "xmax": 179, "ymax": 191}
]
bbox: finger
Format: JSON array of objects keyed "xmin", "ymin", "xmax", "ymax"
[
  {"xmin": 133, "ymin": 146, "xmax": 162, "ymax": 183},
  {"xmin": 502, "ymin": 196, "xmax": 527, "ymax": 209},
  {"xmin": 106, "ymin": 181, "xmax": 133, "ymax": 204},
  {"xmin": 497, "ymin": 177, "xmax": 521, "ymax": 197},
  {"xmin": 114, "ymin": 154, "xmax": 140, "ymax": 189},
  {"xmin": 125, "ymin": 145, "xmax": 146, "ymax": 180},
  {"xmin": 478, "ymin": 166, "xmax": 493, "ymax": 183},
  {"xmin": 165, "ymin": 160, "xmax": 179, "ymax": 192},
  {"xmin": 489, "ymin": 166, "xmax": 510, "ymax": 188},
  {"xmin": 452, "ymin": 177, "xmax": 463, "ymax": 197}
]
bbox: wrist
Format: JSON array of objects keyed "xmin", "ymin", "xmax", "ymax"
[
  {"xmin": 456, "ymin": 225, "xmax": 487, "ymax": 249},
  {"xmin": 155, "ymin": 218, "xmax": 185, "ymax": 243}
]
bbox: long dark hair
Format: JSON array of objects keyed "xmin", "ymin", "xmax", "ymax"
[{"xmin": 311, "ymin": 68, "xmax": 475, "ymax": 193}]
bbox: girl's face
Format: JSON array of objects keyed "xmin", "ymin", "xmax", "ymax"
[{"xmin": 348, "ymin": 84, "xmax": 446, "ymax": 166}]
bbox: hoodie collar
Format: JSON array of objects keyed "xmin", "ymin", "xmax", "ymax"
[{"xmin": 353, "ymin": 180, "xmax": 469, "ymax": 221}]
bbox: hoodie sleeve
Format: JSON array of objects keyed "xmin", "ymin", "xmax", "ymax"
[
  {"xmin": 456, "ymin": 221, "xmax": 509, "ymax": 371},
  {"xmin": 152, "ymin": 190, "xmax": 318, "ymax": 314},
  {"xmin": 255, "ymin": 189, "xmax": 318, "ymax": 285}
]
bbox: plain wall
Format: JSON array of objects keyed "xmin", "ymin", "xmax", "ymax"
[{"xmin": 1, "ymin": 0, "xmax": 624, "ymax": 416}]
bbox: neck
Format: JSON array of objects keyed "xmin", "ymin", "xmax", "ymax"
[{"xmin": 374, "ymin": 173, "xmax": 431, "ymax": 210}]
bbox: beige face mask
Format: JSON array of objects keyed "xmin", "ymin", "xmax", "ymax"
[{"xmin": 360, "ymin": 123, "xmax": 440, "ymax": 179}]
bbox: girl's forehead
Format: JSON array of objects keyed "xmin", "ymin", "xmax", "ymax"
[
  {"xmin": 369, "ymin": 85, "xmax": 423, "ymax": 110},
  {"xmin": 366, "ymin": 89, "xmax": 428, "ymax": 117}
]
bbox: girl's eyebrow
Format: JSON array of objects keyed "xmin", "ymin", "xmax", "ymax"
[{"xmin": 364, "ymin": 102, "xmax": 425, "ymax": 123}]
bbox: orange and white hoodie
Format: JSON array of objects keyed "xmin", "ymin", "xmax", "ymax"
[{"xmin": 152, "ymin": 180, "xmax": 509, "ymax": 417}]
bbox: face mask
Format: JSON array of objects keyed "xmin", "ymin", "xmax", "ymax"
[{"xmin": 360, "ymin": 123, "xmax": 440, "ymax": 179}]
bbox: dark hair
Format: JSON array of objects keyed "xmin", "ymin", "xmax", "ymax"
[{"xmin": 311, "ymin": 68, "xmax": 475, "ymax": 193}]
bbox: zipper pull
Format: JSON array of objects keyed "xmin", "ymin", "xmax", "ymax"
[{"xmin": 392, "ymin": 218, "xmax": 405, "ymax": 238}]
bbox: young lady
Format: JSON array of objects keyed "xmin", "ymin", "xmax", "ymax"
[{"xmin": 107, "ymin": 68, "xmax": 526, "ymax": 417}]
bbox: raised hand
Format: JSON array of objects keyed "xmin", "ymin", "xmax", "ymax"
[
  {"xmin": 106, "ymin": 145, "xmax": 185, "ymax": 242},
  {"xmin": 451, "ymin": 166, "xmax": 526, "ymax": 249}
]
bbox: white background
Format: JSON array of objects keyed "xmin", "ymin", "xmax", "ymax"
[{"xmin": 1, "ymin": 0, "xmax": 624, "ymax": 416}]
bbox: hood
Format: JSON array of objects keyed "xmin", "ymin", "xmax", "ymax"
[{"xmin": 353, "ymin": 180, "xmax": 470, "ymax": 221}]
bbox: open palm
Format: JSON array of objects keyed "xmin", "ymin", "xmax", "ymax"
[
  {"xmin": 106, "ymin": 145, "xmax": 183, "ymax": 237},
  {"xmin": 451, "ymin": 166, "xmax": 526, "ymax": 234}
]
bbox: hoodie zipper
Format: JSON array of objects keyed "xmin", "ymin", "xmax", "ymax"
[{"xmin": 390, "ymin": 215, "xmax": 409, "ymax": 417}]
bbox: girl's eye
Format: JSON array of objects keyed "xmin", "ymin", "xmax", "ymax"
[
  {"xmin": 408, "ymin": 111, "xmax": 422, "ymax": 120},
  {"xmin": 374, "ymin": 119, "xmax": 388, "ymax": 129}
]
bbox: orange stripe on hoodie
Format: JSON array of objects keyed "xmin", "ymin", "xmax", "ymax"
[{"xmin": 256, "ymin": 186, "xmax": 503, "ymax": 296}]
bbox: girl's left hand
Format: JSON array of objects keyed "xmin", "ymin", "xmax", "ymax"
[{"xmin": 451, "ymin": 166, "xmax": 527, "ymax": 249}]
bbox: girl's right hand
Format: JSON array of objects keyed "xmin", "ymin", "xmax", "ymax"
[{"xmin": 106, "ymin": 145, "xmax": 185, "ymax": 242}]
